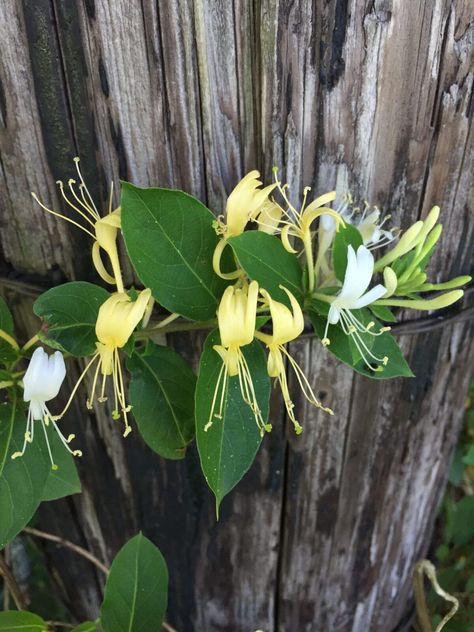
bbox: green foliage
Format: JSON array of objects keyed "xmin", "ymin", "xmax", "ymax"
[
  {"xmin": 0, "ymin": 611, "xmax": 47, "ymax": 631},
  {"xmin": 0, "ymin": 400, "xmax": 51, "ymax": 549},
  {"xmin": 195, "ymin": 331, "xmax": 270, "ymax": 512},
  {"xmin": 332, "ymin": 223, "xmax": 363, "ymax": 282},
  {"xmin": 128, "ymin": 344, "xmax": 196, "ymax": 460},
  {"xmin": 309, "ymin": 303, "xmax": 413, "ymax": 379},
  {"xmin": 121, "ymin": 183, "xmax": 228, "ymax": 320},
  {"xmin": 101, "ymin": 533, "xmax": 168, "ymax": 632},
  {"xmin": 41, "ymin": 426, "xmax": 81, "ymax": 501},
  {"xmin": 369, "ymin": 304, "xmax": 397, "ymax": 323},
  {"xmin": 0, "ymin": 400, "xmax": 80, "ymax": 549},
  {"xmin": 34, "ymin": 282, "xmax": 109, "ymax": 356},
  {"xmin": 428, "ymin": 380, "xmax": 474, "ymax": 630},
  {"xmin": 228, "ymin": 231, "xmax": 304, "ymax": 306},
  {"xmin": 0, "ymin": 298, "xmax": 18, "ymax": 365}
]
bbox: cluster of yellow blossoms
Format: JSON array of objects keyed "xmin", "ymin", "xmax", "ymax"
[{"xmin": 10, "ymin": 160, "xmax": 468, "ymax": 467}]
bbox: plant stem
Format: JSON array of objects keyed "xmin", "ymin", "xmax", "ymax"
[
  {"xmin": 22, "ymin": 334, "xmax": 39, "ymax": 352},
  {"xmin": 136, "ymin": 318, "xmax": 218, "ymax": 339},
  {"xmin": 0, "ymin": 553, "xmax": 27, "ymax": 610},
  {"xmin": 303, "ymin": 233, "xmax": 315, "ymax": 293},
  {"xmin": 46, "ymin": 621, "xmax": 75, "ymax": 630},
  {"xmin": 0, "ymin": 329, "xmax": 19, "ymax": 350},
  {"xmin": 312, "ymin": 292, "xmax": 332, "ymax": 303},
  {"xmin": 23, "ymin": 527, "xmax": 109, "ymax": 575}
]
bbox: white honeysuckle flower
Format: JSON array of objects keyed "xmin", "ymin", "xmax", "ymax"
[
  {"xmin": 12, "ymin": 347, "xmax": 81, "ymax": 469},
  {"xmin": 336, "ymin": 195, "xmax": 397, "ymax": 250},
  {"xmin": 323, "ymin": 245, "xmax": 391, "ymax": 372}
]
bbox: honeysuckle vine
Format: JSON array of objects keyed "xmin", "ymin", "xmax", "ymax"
[{"xmin": 0, "ymin": 159, "xmax": 471, "ymax": 524}]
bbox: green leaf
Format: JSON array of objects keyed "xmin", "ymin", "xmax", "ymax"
[
  {"xmin": 128, "ymin": 344, "xmax": 196, "ymax": 460},
  {"xmin": 41, "ymin": 426, "xmax": 81, "ymax": 501},
  {"xmin": 0, "ymin": 399, "xmax": 16, "ymax": 479},
  {"xmin": 228, "ymin": 232, "xmax": 304, "ymax": 306},
  {"xmin": 0, "ymin": 400, "xmax": 63, "ymax": 549},
  {"xmin": 0, "ymin": 297, "xmax": 18, "ymax": 365},
  {"xmin": 34, "ymin": 282, "xmax": 109, "ymax": 357},
  {"xmin": 369, "ymin": 304, "xmax": 397, "ymax": 323},
  {"xmin": 466, "ymin": 573, "xmax": 474, "ymax": 593},
  {"xmin": 121, "ymin": 183, "xmax": 228, "ymax": 321},
  {"xmin": 195, "ymin": 331, "xmax": 270, "ymax": 511},
  {"xmin": 332, "ymin": 223, "xmax": 363, "ymax": 282},
  {"xmin": 71, "ymin": 622, "xmax": 100, "ymax": 632},
  {"xmin": 0, "ymin": 611, "xmax": 47, "ymax": 631},
  {"xmin": 462, "ymin": 444, "xmax": 474, "ymax": 466},
  {"xmin": 449, "ymin": 447, "xmax": 465, "ymax": 486},
  {"xmin": 446, "ymin": 495, "xmax": 474, "ymax": 547},
  {"xmin": 101, "ymin": 533, "xmax": 168, "ymax": 632},
  {"xmin": 309, "ymin": 305, "xmax": 413, "ymax": 379}
]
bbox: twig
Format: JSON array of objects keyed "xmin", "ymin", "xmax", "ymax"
[
  {"xmin": 413, "ymin": 562, "xmax": 433, "ymax": 632},
  {"xmin": 414, "ymin": 560, "xmax": 459, "ymax": 632},
  {"xmin": 162, "ymin": 622, "xmax": 178, "ymax": 632},
  {"xmin": 23, "ymin": 527, "xmax": 109, "ymax": 576},
  {"xmin": 0, "ymin": 553, "xmax": 28, "ymax": 610},
  {"xmin": 46, "ymin": 621, "xmax": 75, "ymax": 630}
]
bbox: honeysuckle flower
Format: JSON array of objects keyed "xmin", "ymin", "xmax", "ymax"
[
  {"xmin": 255, "ymin": 286, "xmax": 333, "ymax": 434},
  {"xmin": 208, "ymin": 281, "xmax": 270, "ymax": 435},
  {"xmin": 31, "ymin": 157, "xmax": 124, "ymax": 292},
  {"xmin": 322, "ymin": 245, "xmax": 390, "ymax": 371},
  {"xmin": 58, "ymin": 288, "xmax": 152, "ymax": 438},
  {"xmin": 336, "ymin": 194, "xmax": 396, "ymax": 249},
  {"xmin": 213, "ymin": 171, "xmax": 276, "ymax": 280},
  {"xmin": 315, "ymin": 194, "xmax": 397, "ymax": 284},
  {"xmin": 255, "ymin": 200, "xmax": 283, "ymax": 235},
  {"xmin": 11, "ymin": 347, "xmax": 81, "ymax": 469},
  {"xmin": 259, "ymin": 170, "xmax": 343, "ymax": 292}
]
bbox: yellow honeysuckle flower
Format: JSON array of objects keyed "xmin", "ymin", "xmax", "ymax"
[
  {"xmin": 56, "ymin": 288, "xmax": 151, "ymax": 438},
  {"xmin": 255, "ymin": 285, "xmax": 333, "ymax": 433},
  {"xmin": 255, "ymin": 200, "xmax": 283, "ymax": 235},
  {"xmin": 259, "ymin": 169, "xmax": 344, "ymax": 292},
  {"xmin": 31, "ymin": 157, "xmax": 124, "ymax": 292},
  {"xmin": 213, "ymin": 171, "xmax": 276, "ymax": 280},
  {"xmin": 208, "ymin": 281, "xmax": 270, "ymax": 436},
  {"xmin": 224, "ymin": 171, "xmax": 277, "ymax": 238}
]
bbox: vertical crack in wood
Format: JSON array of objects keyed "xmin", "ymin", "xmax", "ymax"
[{"xmin": 273, "ymin": 435, "xmax": 289, "ymax": 632}]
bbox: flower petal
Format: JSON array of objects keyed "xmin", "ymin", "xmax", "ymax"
[{"xmin": 352, "ymin": 284, "xmax": 387, "ymax": 309}]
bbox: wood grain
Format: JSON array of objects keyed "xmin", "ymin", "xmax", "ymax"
[{"xmin": 0, "ymin": 1, "xmax": 472, "ymax": 630}]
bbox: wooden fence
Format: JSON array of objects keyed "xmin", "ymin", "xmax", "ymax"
[{"xmin": 0, "ymin": 1, "xmax": 473, "ymax": 630}]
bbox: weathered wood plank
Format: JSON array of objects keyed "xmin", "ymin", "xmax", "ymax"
[{"xmin": 0, "ymin": 1, "xmax": 472, "ymax": 630}]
